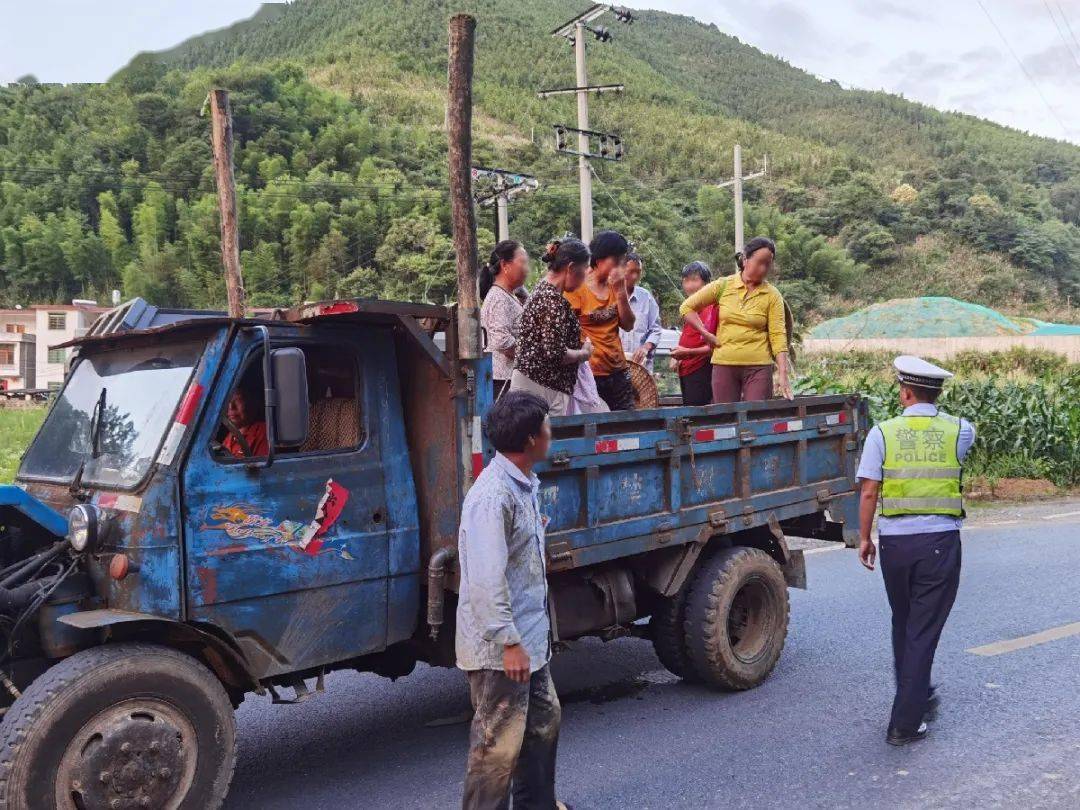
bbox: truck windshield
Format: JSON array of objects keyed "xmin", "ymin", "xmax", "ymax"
[{"xmin": 20, "ymin": 340, "xmax": 204, "ymax": 489}]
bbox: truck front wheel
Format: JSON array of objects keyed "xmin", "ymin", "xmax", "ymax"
[
  {"xmin": 0, "ymin": 643, "xmax": 236, "ymax": 810},
  {"xmin": 683, "ymin": 546, "xmax": 790, "ymax": 690}
]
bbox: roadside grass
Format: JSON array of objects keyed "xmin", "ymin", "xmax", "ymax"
[{"xmin": 0, "ymin": 408, "xmax": 45, "ymax": 484}]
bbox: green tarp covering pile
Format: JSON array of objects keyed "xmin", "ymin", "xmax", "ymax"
[{"xmin": 809, "ymin": 297, "xmax": 1080, "ymax": 339}]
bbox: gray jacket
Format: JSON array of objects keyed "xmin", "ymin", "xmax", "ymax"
[{"xmin": 456, "ymin": 453, "xmax": 551, "ymax": 673}]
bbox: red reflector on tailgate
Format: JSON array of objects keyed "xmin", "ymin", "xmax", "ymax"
[{"xmin": 594, "ymin": 437, "xmax": 640, "ymax": 453}]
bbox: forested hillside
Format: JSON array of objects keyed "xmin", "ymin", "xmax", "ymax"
[{"xmin": 1, "ymin": 0, "xmax": 1078, "ymax": 322}]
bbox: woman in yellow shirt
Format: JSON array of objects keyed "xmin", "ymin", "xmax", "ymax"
[{"xmin": 679, "ymin": 236, "xmax": 792, "ymax": 402}]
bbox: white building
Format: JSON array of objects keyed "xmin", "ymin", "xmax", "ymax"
[{"xmin": 0, "ymin": 302, "xmax": 107, "ymax": 392}]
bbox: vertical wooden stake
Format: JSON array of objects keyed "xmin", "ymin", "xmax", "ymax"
[
  {"xmin": 448, "ymin": 14, "xmax": 481, "ymax": 359},
  {"xmin": 209, "ymin": 89, "xmax": 246, "ymax": 319}
]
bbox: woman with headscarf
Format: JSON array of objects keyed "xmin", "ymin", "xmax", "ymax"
[
  {"xmin": 479, "ymin": 240, "xmax": 529, "ymax": 399},
  {"xmin": 679, "ymin": 236, "xmax": 793, "ymax": 403}
]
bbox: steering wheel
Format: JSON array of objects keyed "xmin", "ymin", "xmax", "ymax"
[{"xmin": 221, "ymin": 417, "xmax": 254, "ymax": 458}]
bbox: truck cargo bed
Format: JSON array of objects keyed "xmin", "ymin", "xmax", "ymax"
[{"xmin": 536, "ymin": 394, "xmax": 866, "ymax": 570}]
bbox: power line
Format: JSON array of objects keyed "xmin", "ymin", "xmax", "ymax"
[
  {"xmin": 589, "ymin": 166, "xmax": 684, "ymax": 297},
  {"xmin": 0, "ymin": 164, "xmax": 732, "ymax": 201},
  {"xmin": 1056, "ymin": 1, "xmax": 1080, "ymax": 61},
  {"xmin": 1044, "ymin": 0, "xmax": 1080, "ymax": 70},
  {"xmin": 974, "ymin": 0, "xmax": 1072, "ymax": 138}
]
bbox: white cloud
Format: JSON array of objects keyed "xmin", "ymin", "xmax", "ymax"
[{"xmin": 667, "ymin": 0, "xmax": 1080, "ymax": 143}]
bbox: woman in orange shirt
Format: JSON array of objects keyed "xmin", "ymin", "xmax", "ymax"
[{"xmin": 564, "ymin": 230, "xmax": 636, "ymax": 410}]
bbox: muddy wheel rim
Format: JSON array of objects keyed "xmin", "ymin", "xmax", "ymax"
[
  {"xmin": 56, "ymin": 698, "xmax": 198, "ymax": 810},
  {"xmin": 727, "ymin": 575, "xmax": 774, "ymax": 664}
]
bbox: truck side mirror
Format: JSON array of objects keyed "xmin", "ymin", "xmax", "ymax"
[{"xmin": 270, "ymin": 348, "xmax": 310, "ymax": 448}]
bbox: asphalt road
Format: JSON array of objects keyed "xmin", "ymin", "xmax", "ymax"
[{"xmin": 225, "ymin": 500, "xmax": 1080, "ymax": 809}]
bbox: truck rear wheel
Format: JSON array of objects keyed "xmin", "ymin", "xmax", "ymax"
[
  {"xmin": 0, "ymin": 643, "xmax": 236, "ymax": 810},
  {"xmin": 683, "ymin": 546, "xmax": 789, "ymax": 690},
  {"xmin": 650, "ymin": 586, "xmax": 696, "ymax": 680}
]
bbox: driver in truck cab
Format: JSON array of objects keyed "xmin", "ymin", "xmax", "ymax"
[{"xmin": 222, "ymin": 386, "xmax": 269, "ymax": 458}]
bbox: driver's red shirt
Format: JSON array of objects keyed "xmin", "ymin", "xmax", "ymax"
[{"xmin": 224, "ymin": 422, "xmax": 269, "ymax": 458}]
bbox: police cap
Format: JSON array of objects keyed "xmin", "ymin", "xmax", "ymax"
[{"xmin": 894, "ymin": 355, "xmax": 954, "ymax": 390}]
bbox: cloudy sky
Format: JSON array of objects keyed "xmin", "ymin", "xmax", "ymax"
[{"xmin": 2, "ymin": 0, "xmax": 1078, "ymax": 143}]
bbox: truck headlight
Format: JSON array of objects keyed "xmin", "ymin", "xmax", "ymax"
[{"xmin": 68, "ymin": 504, "xmax": 99, "ymax": 552}]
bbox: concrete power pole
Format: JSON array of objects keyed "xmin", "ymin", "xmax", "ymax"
[
  {"xmin": 208, "ymin": 89, "xmax": 246, "ymax": 318},
  {"xmin": 473, "ymin": 167, "xmax": 539, "ymax": 241},
  {"xmin": 447, "ymin": 14, "xmax": 481, "ymax": 360},
  {"xmin": 733, "ymin": 144, "xmax": 744, "ymax": 254},
  {"xmin": 717, "ymin": 144, "xmax": 767, "ymax": 254},
  {"xmin": 574, "ymin": 22, "xmax": 593, "ymax": 243},
  {"xmin": 544, "ymin": 5, "xmax": 635, "ymax": 242},
  {"xmin": 496, "ymin": 196, "xmax": 509, "ymax": 242}
]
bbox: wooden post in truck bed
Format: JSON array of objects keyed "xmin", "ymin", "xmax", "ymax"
[
  {"xmin": 209, "ymin": 89, "xmax": 246, "ymax": 319},
  {"xmin": 447, "ymin": 14, "xmax": 481, "ymax": 360}
]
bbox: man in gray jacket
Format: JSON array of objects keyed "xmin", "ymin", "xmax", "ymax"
[{"xmin": 457, "ymin": 391, "xmax": 567, "ymax": 810}]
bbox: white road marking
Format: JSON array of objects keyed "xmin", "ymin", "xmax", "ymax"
[
  {"xmin": 968, "ymin": 520, "xmax": 1020, "ymax": 528},
  {"xmin": 967, "ymin": 621, "xmax": 1080, "ymax": 656},
  {"xmin": 1042, "ymin": 509, "xmax": 1080, "ymax": 520},
  {"xmin": 803, "ymin": 545, "xmax": 846, "ymax": 555}
]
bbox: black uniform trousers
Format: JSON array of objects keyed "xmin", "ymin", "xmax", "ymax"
[{"xmin": 878, "ymin": 530, "xmax": 962, "ymax": 733}]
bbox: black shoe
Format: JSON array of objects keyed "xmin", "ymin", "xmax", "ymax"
[
  {"xmin": 886, "ymin": 722, "xmax": 928, "ymax": 746},
  {"xmin": 924, "ymin": 690, "xmax": 940, "ymax": 723}
]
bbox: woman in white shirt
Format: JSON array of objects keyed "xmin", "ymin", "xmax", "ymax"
[{"xmin": 480, "ymin": 240, "xmax": 529, "ymax": 399}]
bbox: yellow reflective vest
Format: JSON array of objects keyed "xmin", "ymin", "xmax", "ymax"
[{"xmin": 879, "ymin": 414, "xmax": 963, "ymax": 517}]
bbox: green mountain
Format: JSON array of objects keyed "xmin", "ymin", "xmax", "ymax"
[{"xmin": 1, "ymin": 0, "xmax": 1078, "ymax": 323}]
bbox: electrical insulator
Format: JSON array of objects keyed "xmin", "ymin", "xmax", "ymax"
[
  {"xmin": 555, "ymin": 127, "xmax": 567, "ymax": 151},
  {"xmin": 593, "ymin": 26, "xmax": 612, "ymax": 42},
  {"xmin": 599, "ymin": 136, "xmax": 610, "ymax": 157},
  {"xmin": 613, "ymin": 138, "xmax": 624, "ymax": 160}
]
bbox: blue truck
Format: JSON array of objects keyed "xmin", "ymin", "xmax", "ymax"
[{"xmin": 0, "ymin": 296, "xmax": 866, "ymax": 808}]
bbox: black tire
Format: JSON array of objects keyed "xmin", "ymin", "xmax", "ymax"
[
  {"xmin": 683, "ymin": 546, "xmax": 790, "ymax": 690},
  {"xmin": 650, "ymin": 586, "xmax": 696, "ymax": 680},
  {"xmin": 0, "ymin": 643, "xmax": 236, "ymax": 810}
]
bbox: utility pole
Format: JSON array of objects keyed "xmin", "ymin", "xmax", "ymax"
[
  {"xmin": 473, "ymin": 167, "xmax": 539, "ymax": 241},
  {"xmin": 447, "ymin": 14, "xmax": 481, "ymax": 360},
  {"xmin": 496, "ymin": 196, "xmax": 509, "ymax": 241},
  {"xmin": 574, "ymin": 22, "xmax": 593, "ymax": 242},
  {"xmin": 716, "ymin": 145, "xmax": 767, "ymax": 254},
  {"xmin": 544, "ymin": 5, "xmax": 635, "ymax": 243},
  {"xmin": 733, "ymin": 144, "xmax": 744, "ymax": 254},
  {"xmin": 208, "ymin": 89, "xmax": 246, "ymax": 318}
]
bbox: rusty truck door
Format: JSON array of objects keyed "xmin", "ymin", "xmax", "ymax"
[{"xmin": 180, "ymin": 330, "xmax": 394, "ymax": 679}]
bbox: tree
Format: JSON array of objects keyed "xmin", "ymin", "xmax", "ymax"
[
  {"xmin": 891, "ymin": 183, "xmax": 918, "ymax": 206},
  {"xmin": 97, "ymin": 192, "xmax": 129, "ymax": 273},
  {"xmin": 847, "ymin": 224, "xmax": 897, "ymax": 267}
]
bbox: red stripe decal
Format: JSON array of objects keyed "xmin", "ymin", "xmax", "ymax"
[
  {"xmin": 694, "ymin": 429, "xmax": 715, "ymax": 442},
  {"xmin": 839, "ymin": 411, "xmax": 848, "ymax": 424},
  {"xmin": 176, "ymin": 383, "xmax": 204, "ymax": 426},
  {"xmin": 472, "ymin": 452, "xmax": 485, "ymax": 478},
  {"xmin": 772, "ymin": 422, "xmax": 787, "ymax": 433},
  {"xmin": 595, "ymin": 439, "xmax": 617, "ymax": 453}
]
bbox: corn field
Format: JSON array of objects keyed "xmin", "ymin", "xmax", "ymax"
[{"xmin": 796, "ymin": 364, "xmax": 1080, "ymax": 487}]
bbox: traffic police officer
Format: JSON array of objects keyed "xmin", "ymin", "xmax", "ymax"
[{"xmin": 856, "ymin": 356, "xmax": 975, "ymax": 746}]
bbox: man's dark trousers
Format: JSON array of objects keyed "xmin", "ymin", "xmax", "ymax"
[
  {"xmin": 462, "ymin": 665, "xmax": 561, "ymax": 810},
  {"xmin": 878, "ymin": 530, "xmax": 962, "ymax": 733}
]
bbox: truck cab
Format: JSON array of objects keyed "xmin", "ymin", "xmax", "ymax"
[{"xmin": 0, "ymin": 299, "xmax": 865, "ymax": 809}]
